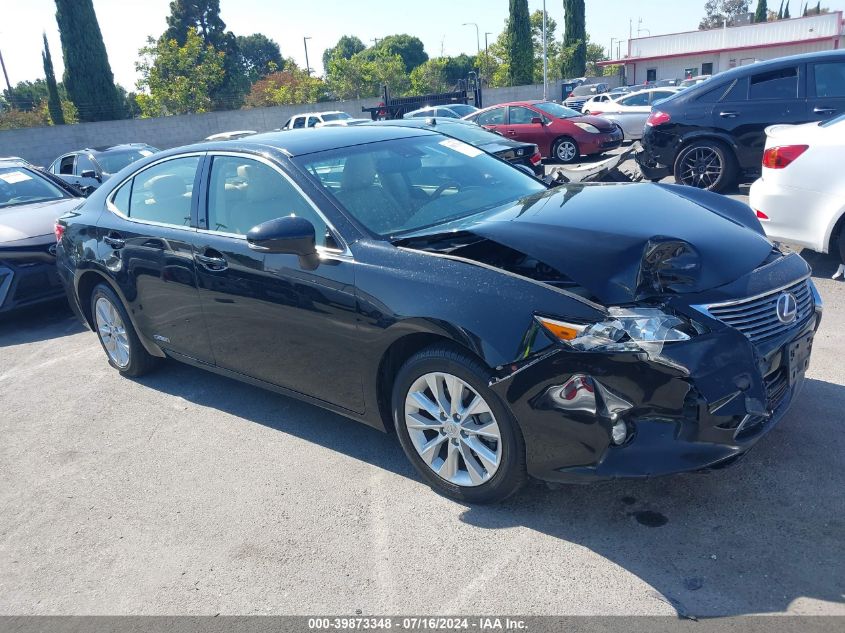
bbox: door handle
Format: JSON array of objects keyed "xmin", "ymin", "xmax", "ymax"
[
  {"xmin": 813, "ymin": 106, "xmax": 836, "ymax": 114},
  {"xmin": 194, "ymin": 252, "xmax": 228, "ymax": 271},
  {"xmin": 103, "ymin": 233, "xmax": 125, "ymax": 249},
  {"xmin": 506, "ymin": 130, "xmax": 517, "ymax": 135},
  {"xmin": 719, "ymin": 111, "xmax": 739, "ymax": 118}
]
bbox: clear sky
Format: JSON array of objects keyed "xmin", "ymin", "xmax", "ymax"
[{"xmin": 4, "ymin": 0, "xmax": 845, "ymax": 90}]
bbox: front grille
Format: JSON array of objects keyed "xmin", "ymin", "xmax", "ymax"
[{"xmin": 706, "ymin": 278, "xmax": 813, "ymax": 344}]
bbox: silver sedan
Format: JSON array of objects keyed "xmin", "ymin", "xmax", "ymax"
[{"xmin": 583, "ymin": 88, "xmax": 679, "ymax": 140}]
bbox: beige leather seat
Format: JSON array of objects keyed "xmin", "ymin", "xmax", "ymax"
[{"xmin": 333, "ymin": 153, "xmax": 409, "ymax": 234}]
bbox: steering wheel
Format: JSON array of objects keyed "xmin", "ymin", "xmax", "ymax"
[{"xmin": 430, "ymin": 179, "xmax": 462, "ymax": 200}]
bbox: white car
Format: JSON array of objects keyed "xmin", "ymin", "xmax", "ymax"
[
  {"xmin": 581, "ymin": 93, "xmax": 618, "ymax": 113},
  {"xmin": 404, "ymin": 104, "xmax": 479, "ymax": 119},
  {"xmin": 204, "ymin": 130, "xmax": 257, "ymax": 141},
  {"xmin": 282, "ymin": 111, "xmax": 354, "ymax": 130},
  {"xmin": 749, "ymin": 115, "xmax": 845, "ymax": 263},
  {"xmin": 582, "ymin": 88, "xmax": 679, "ymax": 140}
]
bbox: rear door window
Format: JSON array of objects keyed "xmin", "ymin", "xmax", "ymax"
[
  {"xmin": 59, "ymin": 155, "xmax": 75, "ymax": 175},
  {"xmin": 749, "ymin": 66, "xmax": 798, "ymax": 100},
  {"xmin": 620, "ymin": 93, "xmax": 650, "ymax": 107},
  {"xmin": 121, "ymin": 156, "xmax": 200, "ymax": 226},
  {"xmin": 476, "ymin": 107, "xmax": 506, "ymax": 126},
  {"xmin": 292, "ymin": 117, "xmax": 305, "ymax": 129},
  {"xmin": 813, "ymin": 62, "xmax": 845, "ymax": 97}
]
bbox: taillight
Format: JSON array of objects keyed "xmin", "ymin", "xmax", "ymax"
[
  {"xmin": 530, "ymin": 149, "xmax": 542, "ymax": 165},
  {"xmin": 755, "ymin": 210, "xmax": 770, "ymax": 220},
  {"xmin": 589, "ymin": 110, "xmax": 603, "ymax": 115},
  {"xmin": 762, "ymin": 145, "xmax": 808, "ymax": 169},
  {"xmin": 646, "ymin": 110, "xmax": 671, "ymax": 126},
  {"xmin": 54, "ymin": 222, "xmax": 65, "ymax": 242}
]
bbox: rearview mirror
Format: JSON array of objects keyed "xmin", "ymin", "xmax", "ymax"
[
  {"xmin": 531, "ymin": 117, "xmax": 544, "ymax": 125},
  {"xmin": 246, "ymin": 215, "xmax": 319, "ymax": 270}
]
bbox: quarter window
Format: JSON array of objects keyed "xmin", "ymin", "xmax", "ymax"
[
  {"xmin": 476, "ymin": 107, "xmax": 506, "ymax": 126},
  {"xmin": 749, "ymin": 66, "xmax": 798, "ymax": 100},
  {"xmin": 206, "ymin": 156, "xmax": 327, "ymax": 245},
  {"xmin": 813, "ymin": 62, "xmax": 845, "ymax": 97},
  {"xmin": 122, "ymin": 156, "xmax": 200, "ymax": 225}
]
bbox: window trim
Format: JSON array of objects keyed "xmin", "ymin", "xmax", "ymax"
[
  {"xmin": 198, "ymin": 150, "xmax": 350, "ymax": 258},
  {"xmin": 106, "ymin": 151, "xmax": 206, "ymax": 232}
]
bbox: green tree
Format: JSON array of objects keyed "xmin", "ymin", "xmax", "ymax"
[
  {"xmin": 243, "ymin": 61, "xmax": 326, "ymax": 107},
  {"xmin": 442, "ymin": 54, "xmax": 478, "ymax": 85},
  {"xmin": 507, "ymin": 0, "xmax": 533, "ymax": 86},
  {"xmin": 54, "ymin": 0, "xmax": 124, "ymax": 121},
  {"xmin": 0, "ymin": 108, "xmax": 49, "ymax": 130},
  {"xmin": 237, "ymin": 34, "xmax": 283, "ymax": 83},
  {"xmin": 327, "ymin": 52, "xmax": 408, "ymax": 100},
  {"xmin": 163, "ymin": 0, "xmax": 248, "ymax": 109},
  {"xmin": 322, "ymin": 36, "xmax": 366, "ymax": 73},
  {"xmin": 410, "ymin": 58, "xmax": 449, "ymax": 94},
  {"xmin": 585, "ymin": 39, "xmax": 607, "ymax": 77},
  {"xmin": 755, "ymin": 0, "xmax": 769, "ymax": 21},
  {"xmin": 372, "ymin": 34, "xmax": 428, "ymax": 73},
  {"xmin": 3, "ymin": 80, "xmax": 49, "ymax": 112},
  {"xmin": 135, "ymin": 28, "xmax": 225, "ymax": 117},
  {"xmin": 784, "ymin": 0, "xmax": 791, "ymax": 17},
  {"xmin": 700, "ymin": 0, "xmax": 750, "ymax": 28},
  {"xmin": 531, "ymin": 9, "xmax": 561, "ymax": 83},
  {"xmin": 42, "ymin": 33, "xmax": 65, "ymax": 125},
  {"xmin": 561, "ymin": 0, "xmax": 586, "ymax": 78}
]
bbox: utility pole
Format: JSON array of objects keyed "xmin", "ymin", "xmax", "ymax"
[
  {"xmin": 0, "ymin": 48, "xmax": 12, "ymax": 100},
  {"xmin": 610, "ymin": 37, "xmax": 617, "ymax": 59},
  {"xmin": 542, "ymin": 0, "xmax": 548, "ymax": 100},
  {"xmin": 303, "ymin": 36, "xmax": 312, "ymax": 75}
]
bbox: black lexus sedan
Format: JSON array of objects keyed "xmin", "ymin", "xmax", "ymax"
[{"xmin": 56, "ymin": 126, "xmax": 821, "ymax": 503}]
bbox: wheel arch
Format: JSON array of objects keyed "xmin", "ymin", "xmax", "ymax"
[
  {"xmin": 827, "ymin": 207, "xmax": 845, "ymax": 256},
  {"xmin": 74, "ymin": 269, "xmax": 166, "ymax": 358}
]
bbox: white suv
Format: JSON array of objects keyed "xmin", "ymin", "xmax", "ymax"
[{"xmin": 282, "ymin": 111, "xmax": 354, "ymax": 130}]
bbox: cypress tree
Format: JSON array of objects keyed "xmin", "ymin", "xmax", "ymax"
[
  {"xmin": 54, "ymin": 0, "xmax": 124, "ymax": 121},
  {"xmin": 42, "ymin": 33, "xmax": 65, "ymax": 125},
  {"xmin": 755, "ymin": 0, "xmax": 769, "ymax": 22},
  {"xmin": 777, "ymin": 0, "xmax": 784, "ymax": 18},
  {"xmin": 816, "ymin": 1, "xmax": 821, "ymax": 14},
  {"xmin": 507, "ymin": 0, "xmax": 533, "ymax": 86},
  {"xmin": 562, "ymin": 0, "xmax": 586, "ymax": 78},
  {"xmin": 784, "ymin": 1, "xmax": 791, "ymax": 18}
]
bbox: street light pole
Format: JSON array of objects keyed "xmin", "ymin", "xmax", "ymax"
[
  {"xmin": 462, "ymin": 22, "xmax": 481, "ymax": 78},
  {"xmin": 303, "ymin": 36, "xmax": 312, "ymax": 75},
  {"xmin": 542, "ymin": 0, "xmax": 548, "ymax": 100}
]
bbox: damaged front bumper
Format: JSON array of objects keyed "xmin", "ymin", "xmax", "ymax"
[
  {"xmin": 0, "ymin": 243, "xmax": 64, "ymax": 313},
  {"xmin": 490, "ymin": 288, "xmax": 822, "ymax": 483}
]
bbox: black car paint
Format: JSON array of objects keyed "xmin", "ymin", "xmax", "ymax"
[
  {"xmin": 56, "ymin": 128, "xmax": 820, "ymax": 483},
  {"xmin": 640, "ymin": 50, "xmax": 845, "ymax": 181}
]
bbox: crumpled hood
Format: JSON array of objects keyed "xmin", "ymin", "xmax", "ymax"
[
  {"xmin": 0, "ymin": 197, "xmax": 82, "ymax": 246},
  {"xmin": 465, "ymin": 183, "xmax": 774, "ymax": 305}
]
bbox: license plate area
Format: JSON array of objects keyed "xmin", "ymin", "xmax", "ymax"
[{"xmin": 787, "ymin": 332, "xmax": 814, "ymax": 386}]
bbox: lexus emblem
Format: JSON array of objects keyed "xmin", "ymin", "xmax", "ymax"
[{"xmin": 776, "ymin": 292, "xmax": 798, "ymax": 324}]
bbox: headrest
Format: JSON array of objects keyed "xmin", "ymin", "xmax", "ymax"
[{"xmin": 147, "ymin": 174, "xmax": 186, "ymax": 201}]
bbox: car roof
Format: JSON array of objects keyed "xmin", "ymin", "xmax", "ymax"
[
  {"xmin": 289, "ymin": 110, "xmax": 346, "ymax": 117},
  {"xmin": 69, "ymin": 143, "xmax": 154, "ymax": 155},
  {"xmin": 687, "ymin": 50, "xmax": 845, "ymax": 89},
  {"xmin": 161, "ymin": 126, "xmax": 437, "ymax": 158}
]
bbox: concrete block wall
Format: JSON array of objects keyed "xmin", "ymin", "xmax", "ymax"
[{"xmin": 0, "ymin": 80, "xmax": 617, "ymax": 167}]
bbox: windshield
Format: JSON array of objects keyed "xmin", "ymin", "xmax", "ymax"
[
  {"xmin": 0, "ymin": 167, "xmax": 68, "ymax": 208},
  {"xmin": 431, "ymin": 122, "xmax": 507, "ymax": 146},
  {"xmin": 571, "ymin": 85, "xmax": 599, "ymax": 96},
  {"xmin": 295, "ymin": 135, "xmax": 546, "ymax": 238},
  {"xmin": 534, "ymin": 102, "xmax": 580, "ymax": 119},
  {"xmin": 96, "ymin": 148, "xmax": 156, "ymax": 175},
  {"xmin": 446, "ymin": 104, "xmax": 478, "ymax": 117},
  {"xmin": 321, "ymin": 112, "xmax": 352, "ymax": 122}
]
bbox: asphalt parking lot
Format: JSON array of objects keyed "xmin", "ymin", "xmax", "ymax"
[{"xmin": 1, "ymin": 191, "xmax": 844, "ymax": 617}]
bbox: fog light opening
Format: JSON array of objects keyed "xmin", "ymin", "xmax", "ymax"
[{"xmin": 611, "ymin": 418, "xmax": 629, "ymax": 446}]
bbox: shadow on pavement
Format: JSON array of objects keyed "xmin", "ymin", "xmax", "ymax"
[
  {"xmin": 797, "ymin": 249, "xmax": 841, "ymax": 280},
  {"xmin": 0, "ymin": 299, "xmax": 84, "ymax": 348},
  {"xmin": 460, "ymin": 377, "xmax": 845, "ymax": 618},
  {"xmin": 136, "ymin": 356, "xmax": 844, "ymax": 618}
]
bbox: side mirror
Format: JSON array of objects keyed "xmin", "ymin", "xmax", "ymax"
[
  {"xmin": 531, "ymin": 117, "xmax": 544, "ymax": 125},
  {"xmin": 80, "ymin": 169, "xmax": 100, "ymax": 181},
  {"xmin": 246, "ymin": 215, "xmax": 319, "ymax": 270}
]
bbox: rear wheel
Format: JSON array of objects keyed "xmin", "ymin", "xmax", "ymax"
[
  {"xmin": 673, "ymin": 140, "xmax": 736, "ymax": 192},
  {"xmin": 91, "ymin": 284, "xmax": 159, "ymax": 377},
  {"xmin": 392, "ymin": 345, "xmax": 527, "ymax": 503},
  {"xmin": 553, "ymin": 137, "xmax": 580, "ymax": 164}
]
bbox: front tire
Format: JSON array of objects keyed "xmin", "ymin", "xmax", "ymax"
[
  {"xmin": 392, "ymin": 345, "xmax": 527, "ymax": 503},
  {"xmin": 553, "ymin": 136, "xmax": 580, "ymax": 164},
  {"xmin": 673, "ymin": 140, "xmax": 736, "ymax": 192},
  {"xmin": 91, "ymin": 284, "xmax": 159, "ymax": 377}
]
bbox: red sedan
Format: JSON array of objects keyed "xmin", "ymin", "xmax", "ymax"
[{"xmin": 463, "ymin": 100, "xmax": 622, "ymax": 163}]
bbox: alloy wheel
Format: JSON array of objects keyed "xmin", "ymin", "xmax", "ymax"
[
  {"xmin": 678, "ymin": 146, "xmax": 722, "ymax": 189},
  {"xmin": 404, "ymin": 372, "xmax": 502, "ymax": 487},
  {"xmin": 94, "ymin": 296, "xmax": 131, "ymax": 368},
  {"xmin": 556, "ymin": 140, "xmax": 577, "ymax": 162}
]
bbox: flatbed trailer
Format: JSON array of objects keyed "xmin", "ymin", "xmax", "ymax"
[{"xmin": 362, "ymin": 76, "xmax": 482, "ymax": 120}]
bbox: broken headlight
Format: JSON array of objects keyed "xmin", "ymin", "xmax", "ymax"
[{"xmin": 537, "ymin": 308, "xmax": 696, "ymax": 354}]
